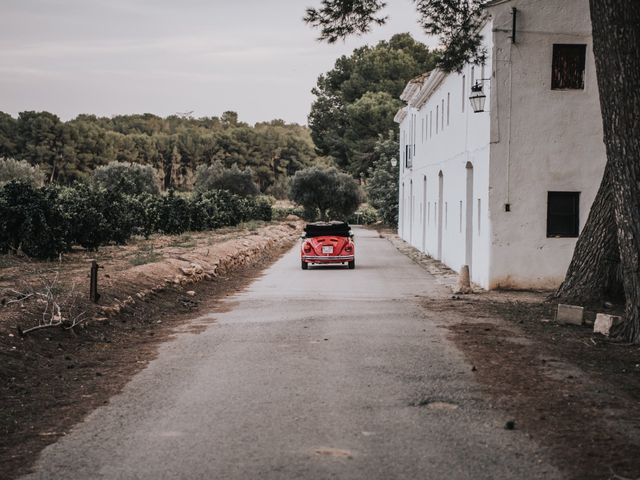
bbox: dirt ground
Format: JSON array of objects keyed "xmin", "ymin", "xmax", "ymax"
[
  {"xmin": 384, "ymin": 231, "xmax": 640, "ymax": 480},
  {"xmin": 0, "ymin": 221, "xmax": 301, "ymax": 480}
]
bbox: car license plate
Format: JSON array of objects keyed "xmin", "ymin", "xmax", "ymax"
[{"xmin": 322, "ymin": 245, "xmax": 333, "ymax": 254}]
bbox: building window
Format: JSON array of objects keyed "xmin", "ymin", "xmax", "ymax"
[
  {"xmin": 547, "ymin": 192, "xmax": 580, "ymax": 237},
  {"xmin": 551, "ymin": 44, "xmax": 586, "ymax": 90},
  {"xmin": 436, "ymin": 106, "xmax": 439, "ymax": 134},
  {"xmin": 441, "ymin": 99, "xmax": 445, "ymax": 130},
  {"xmin": 405, "ymin": 145, "xmax": 412, "ymax": 169}
]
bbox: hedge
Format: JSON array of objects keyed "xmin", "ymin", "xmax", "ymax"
[{"xmin": 0, "ymin": 181, "xmax": 273, "ymax": 258}]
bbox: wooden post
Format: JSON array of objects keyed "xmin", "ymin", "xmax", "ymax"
[{"xmin": 90, "ymin": 260, "xmax": 100, "ymax": 303}]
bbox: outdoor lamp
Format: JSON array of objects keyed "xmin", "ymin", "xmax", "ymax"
[
  {"xmin": 390, "ymin": 157, "xmax": 398, "ymax": 167},
  {"xmin": 469, "ymin": 81, "xmax": 486, "ymax": 113}
]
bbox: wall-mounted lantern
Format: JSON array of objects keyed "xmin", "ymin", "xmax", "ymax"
[
  {"xmin": 469, "ymin": 81, "xmax": 487, "ymax": 113},
  {"xmin": 390, "ymin": 157, "xmax": 398, "ymax": 168}
]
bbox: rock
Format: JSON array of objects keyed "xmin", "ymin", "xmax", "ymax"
[
  {"xmin": 556, "ymin": 304, "xmax": 584, "ymax": 326},
  {"xmin": 593, "ymin": 313, "xmax": 623, "ymax": 336},
  {"xmin": 186, "ymin": 290, "xmax": 196, "ymax": 297},
  {"xmin": 453, "ymin": 265, "xmax": 472, "ymax": 294}
]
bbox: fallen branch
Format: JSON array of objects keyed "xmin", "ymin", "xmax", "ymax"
[
  {"xmin": 5, "ymin": 293, "xmax": 34, "ymax": 305},
  {"xmin": 608, "ymin": 467, "xmax": 640, "ymax": 480}
]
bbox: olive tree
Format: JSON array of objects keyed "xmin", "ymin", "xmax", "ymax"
[{"xmin": 289, "ymin": 166, "xmax": 363, "ymax": 221}]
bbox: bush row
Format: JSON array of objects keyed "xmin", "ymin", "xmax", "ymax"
[{"xmin": 0, "ymin": 181, "xmax": 272, "ymax": 259}]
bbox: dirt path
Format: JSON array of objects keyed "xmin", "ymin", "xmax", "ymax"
[
  {"xmin": 0, "ymin": 221, "xmax": 301, "ymax": 480},
  {"xmin": 385, "ymin": 231, "xmax": 640, "ymax": 480}
]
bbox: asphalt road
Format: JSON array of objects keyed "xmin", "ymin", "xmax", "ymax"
[{"xmin": 22, "ymin": 228, "xmax": 560, "ymax": 480}]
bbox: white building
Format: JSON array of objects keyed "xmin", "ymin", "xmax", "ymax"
[{"xmin": 395, "ymin": 0, "xmax": 606, "ymax": 290}]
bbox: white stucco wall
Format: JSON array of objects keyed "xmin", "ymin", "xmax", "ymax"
[
  {"xmin": 486, "ymin": 0, "xmax": 606, "ymax": 289},
  {"xmin": 398, "ymin": 22, "xmax": 494, "ymax": 288},
  {"xmin": 397, "ymin": 0, "xmax": 605, "ymax": 290}
]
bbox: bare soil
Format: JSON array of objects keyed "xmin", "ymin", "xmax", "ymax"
[
  {"xmin": 422, "ymin": 289, "xmax": 640, "ymax": 480},
  {"xmin": 0, "ymin": 222, "xmax": 300, "ymax": 480}
]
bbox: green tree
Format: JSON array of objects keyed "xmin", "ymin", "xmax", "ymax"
[
  {"xmin": 93, "ymin": 161, "xmax": 161, "ymax": 196},
  {"xmin": 366, "ymin": 132, "xmax": 399, "ymax": 226},
  {"xmin": 308, "ymin": 33, "xmax": 436, "ymax": 176},
  {"xmin": 0, "ymin": 158, "xmax": 46, "ymax": 187},
  {"xmin": 344, "ymin": 91, "xmax": 402, "ymax": 175},
  {"xmin": 0, "ymin": 112, "xmax": 17, "ymax": 158},
  {"xmin": 15, "ymin": 111, "xmax": 67, "ymax": 183},
  {"xmin": 290, "ymin": 166, "xmax": 363, "ymax": 221},
  {"xmin": 194, "ymin": 162, "xmax": 259, "ymax": 197}
]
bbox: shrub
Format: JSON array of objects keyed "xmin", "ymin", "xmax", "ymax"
[
  {"xmin": 55, "ymin": 184, "xmax": 110, "ymax": 251},
  {"xmin": 272, "ymin": 205, "xmax": 305, "ymax": 220},
  {"xmin": 348, "ymin": 205, "xmax": 378, "ymax": 225},
  {"xmin": 0, "ymin": 157, "xmax": 46, "ymax": 187},
  {"xmin": 156, "ymin": 190, "xmax": 191, "ymax": 235},
  {"xmin": 93, "ymin": 161, "xmax": 160, "ymax": 196},
  {"xmin": 265, "ymin": 176, "xmax": 291, "ymax": 199},
  {"xmin": 0, "ymin": 181, "xmax": 66, "ymax": 258},
  {"xmin": 248, "ymin": 196, "xmax": 273, "ymax": 222},
  {"xmin": 103, "ymin": 190, "xmax": 140, "ymax": 244},
  {"xmin": 134, "ymin": 193, "xmax": 162, "ymax": 238},
  {"xmin": 194, "ymin": 162, "xmax": 259, "ymax": 197}
]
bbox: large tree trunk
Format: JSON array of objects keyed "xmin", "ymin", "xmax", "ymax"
[
  {"xmin": 553, "ymin": 163, "xmax": 620, "ymax": 304},
  {"xmin": 589, "ymin": 0, "xmax": 640, "ymax": 343}
]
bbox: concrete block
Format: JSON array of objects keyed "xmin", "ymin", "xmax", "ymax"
[
  {"xmin": 556, "ymin": 304, "xmax": 584, "ymax": 326},
  {"xmin": 453, "ymin": 265, "xmax": 472, "ymax": 294},
  {"xmin": 594, "ymin": 313, "xmax": 623, "ymax": 336}
]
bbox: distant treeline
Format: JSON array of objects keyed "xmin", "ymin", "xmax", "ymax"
[{"xmin": 0, "ymin": 110, "xmax": 320, "ymax": 196}]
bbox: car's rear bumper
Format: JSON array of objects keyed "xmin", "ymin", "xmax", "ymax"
[{"xmin": 302, "ymin": 255, "xmax": 354, "ymax": 263}]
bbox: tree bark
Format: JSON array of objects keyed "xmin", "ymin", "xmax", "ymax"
[
  {"xmin": 553, "ymin": 163, "xmax": 620, "ymax": 304},
  {"xmin": 589, "ymin": 0, "xmax": 640, "ymax": 343}
]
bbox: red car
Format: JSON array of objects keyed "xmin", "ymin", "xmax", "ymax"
[{"xmin": 300, "ymin": 221, "xmax": 355, "ymax": 270}]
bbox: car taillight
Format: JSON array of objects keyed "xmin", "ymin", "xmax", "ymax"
[
  {"xmin": 303, "ymin": 242, "xmax": 312, "ymax": 253},
  {"xmin": 344, "ymin": 244, "xmax": 353, "ymax": 253}
]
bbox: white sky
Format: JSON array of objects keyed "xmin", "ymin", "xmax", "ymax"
[{"xmin": 0, "ymin": 0, "xmax": 436, "ymax": 125}]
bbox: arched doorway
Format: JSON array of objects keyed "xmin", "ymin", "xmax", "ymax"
[
  {"xmin": 409, "ymin": 180, "xmax": 414, "ymax": 244},
  {"xmin": 465, "ymin": 162, "xmax": 474, "ymax": 274},
  {"xmin": 400, "ymin": 183, "xmax": 404, "ymax": 237},
  {"xmin": 437, "ymin": 171, "xmax": 444, "ymax": 260},
  {"xmin": 422, "ymin": 175, "xmax": 427, "ymax": 252}
]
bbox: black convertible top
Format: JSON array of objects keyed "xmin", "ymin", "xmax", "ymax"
[{"xmin": 304, "ymin": 221, "xmax": 351, "ymax": 238}]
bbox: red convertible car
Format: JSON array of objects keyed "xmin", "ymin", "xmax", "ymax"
[{"xmin": 300, "ymin": 221, "xmax": 355, "ymax": 270}]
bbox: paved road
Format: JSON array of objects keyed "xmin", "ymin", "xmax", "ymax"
[{"xmin": 23, "ymin": 228, "xmax": 559, "ymax": 479}]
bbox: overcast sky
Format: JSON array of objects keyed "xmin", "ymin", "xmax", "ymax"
[{"xmin": 0, "ymin": 0, "xmax": 436, "ymax": 125}]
